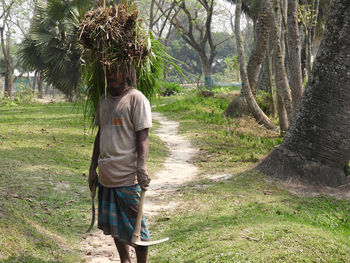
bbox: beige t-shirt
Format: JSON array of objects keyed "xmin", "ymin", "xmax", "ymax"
[{"xmin": 95, "ymin": 89, "xmax": 152, "ymax": 187}]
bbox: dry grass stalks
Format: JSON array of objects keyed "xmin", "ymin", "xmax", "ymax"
[{"xmin": 78, "ymin": 3, "xmax": 148, "ymax": 68}]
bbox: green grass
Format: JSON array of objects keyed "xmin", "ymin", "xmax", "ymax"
[
  {"xmin": 149, "ymin": 93, "xmax": 350, "ymax": 262},
  {"xmin": 2, "ymin": 94, "xmax": 350, "ymax": 263},
  {"xmin": 149, "ymin": 173, "xmax": 350, "ymax": 262},
  {"xmin": 210, "ymin": 85, "xmax": 241, "ymax": 94},
  {"xmin": 155, "ymin": 94, "xmax": 281, "ymax": 175},
  {"xmin": 0, "ymin": 102, "xmax": 167, "ymax": 262}
]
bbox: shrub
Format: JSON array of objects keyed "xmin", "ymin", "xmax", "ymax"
[
  {"xmin": 256, "ymin": 90, "xmax": 272, "ymax": 115},
  {"xmin": 0, "ymin": 85, "xmax": 36, "ymax": 106},
  {"xmin": 14, "ymin": 85, "xmax": 36, "ymax": 104},
  {"xmin": 159, "ymin": 81, "xmax": 182, "ymax": 96}
]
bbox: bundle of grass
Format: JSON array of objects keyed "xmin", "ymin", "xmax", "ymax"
[
  {"xmin": 78, "ymin": 2, "xmax": 182, "ymax": 126},
  {"xmin": 79, "ymin": 4, "xmax": 148, "ymax": 68}
]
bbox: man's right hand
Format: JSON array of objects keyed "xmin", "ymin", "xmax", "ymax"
[
  {"xmin": 88, "ymin": 167, "xmax": 98, "ymax": 192},
  {"xmin": 137, "ymin": 171, "xmax": 151, "ymax": 191}
]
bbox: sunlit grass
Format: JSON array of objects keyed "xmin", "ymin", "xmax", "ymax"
[
  {"xmin": 0, "ymin": 102, "xmax": 167, "ymax": 262},
  {"xmin": 155, "ymin": 93, "xmax": 281, "ymax": 175},
  {"xmin": 149, "ymin": 93, "xmax": 350, "ymax": 263}
]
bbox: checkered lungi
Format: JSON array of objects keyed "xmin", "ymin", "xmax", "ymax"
[{"xmin": 97, "ymin": 183, "xmax": 149, "ymax": 244}]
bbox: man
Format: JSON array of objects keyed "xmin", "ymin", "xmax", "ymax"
[{"xmin": 88, "ymin": 64, "xmax": 152, "ymax": 263}]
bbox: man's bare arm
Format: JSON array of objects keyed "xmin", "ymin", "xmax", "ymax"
[
  {"xmin": 89, "ymin": 128, "xmax": 100, "ymax": 191},
  {"xmin": 136, "ymin": 128, "xmax": 151, "ymax": 190}
]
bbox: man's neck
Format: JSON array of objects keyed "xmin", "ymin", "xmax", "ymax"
[{"xmin": 108, "ymin": 85, "xmax": 131, "ymax": 97}]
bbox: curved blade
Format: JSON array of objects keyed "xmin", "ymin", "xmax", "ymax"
[{"xmin": 132, "ymin": 237, "xmax": 169, "ymax": 247}]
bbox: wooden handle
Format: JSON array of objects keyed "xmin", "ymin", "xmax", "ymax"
[
  {"xmin": 86, "ymin": 184, "xmax": 97, "ymax": 233},
  {"xmin": 131, "ymin": 190, "xmax": 146, "ymax": 244}
]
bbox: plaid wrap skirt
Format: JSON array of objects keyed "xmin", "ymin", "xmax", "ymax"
[{"xmin": 98, "ymin": 183, "xmax": 150, "ymax": 244}]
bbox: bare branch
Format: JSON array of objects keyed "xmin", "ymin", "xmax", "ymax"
[{"xmin": 0, "ymin": 0, "xmax": 15, "ymax": 20}]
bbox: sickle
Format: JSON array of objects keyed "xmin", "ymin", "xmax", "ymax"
[{"xmin": 131, "ymin": 190, "xmax": 169, "ymax": 247}]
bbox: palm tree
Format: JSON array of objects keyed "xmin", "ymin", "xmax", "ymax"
[{"xmin": 18, "ymin": 0, "xmax": 93, "ymax": 99}]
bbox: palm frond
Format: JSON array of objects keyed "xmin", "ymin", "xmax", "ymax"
[{"xmin": 17, "ymin": 0, "xmax": 92, "ymax": 97}]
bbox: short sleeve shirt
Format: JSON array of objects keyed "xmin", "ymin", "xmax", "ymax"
[{"xmin": 95, "ymin": 89, "xmax": 152, "ymax": 187}]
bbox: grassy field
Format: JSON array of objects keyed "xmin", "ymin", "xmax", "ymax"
[
  {"xmin": 0, "ymin": 102, "xmax": 167, "ymax": 262},
  {"xmin": 148, "ymin": 92, "xmax": 350, "ymax": 262},
  {"xmin": 1, "ymin": 92, "xmax": 350, "ymax": 263}
]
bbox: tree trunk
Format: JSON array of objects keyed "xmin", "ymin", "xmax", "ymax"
[
  {"xmin": 1, "ymin": 28, "xmax": 13, "ymax": 97},
  {"xmin": 37, "ymin": 73, "xmax": 43, "ymax": 99},
  {"xmin": 201, "ymin": 58, "xmax": 213, "ymax": 88},
  {"xmin": 306, "ymin": 30, "xmax": 312, "ymax": 79},
  {"xmin": 287, "ymin": 0, "xmax": 303, "ymax": 109},
  {"xmin": 267, "ymin": 52, "xmax": 277, "ymax": 117},
  {"xmin": 257, "ymin": 0, "xmax": 350, "ymax": 187},
  {"xmin": 267, "ymin": 0, "xmax": 294, "ymax": 122},
  {"xmin": 246, "ymin": 1, "xmax": 270, "ymax": 95},
  {"xmin": 310, "ymin": 0, "xmax": 320, "ymax": 55},
  {"xmin": 271, "ymin": 47, "xmax": 289, "ymax": 131},
  {"xmin": 4, "ymin": 64, "xmax": 13, "ymax": 97},
  {"xmin": 256, "ymin": 56, "xmax": 270, "ymax": 94},
  {"xmin": 233, "ymin": 0, "xmax": 276, "ymax": 130},
  {"xmin": 33, "ymin": 72, "xmax": 37, "ymax": 95},
  {"xmin": 226, "ymin": 0, "xmax": 271, "ymax": 117}
]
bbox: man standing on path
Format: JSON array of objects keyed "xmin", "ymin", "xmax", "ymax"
[{"xmin": 88, "ymin": 64, "xmax": 152, "ymax": 263}]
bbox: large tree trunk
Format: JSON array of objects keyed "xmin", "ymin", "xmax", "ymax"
[
  {"xmin": 232, "ymin": 0, "xmax": 276, "ymax": 130},
  {"xmin": 257, "ymin": 0, "xmax": 350, "ymax": 187},
  {"xmin": 287, "ymin": 0, "xmax": 303, "ymax": 109}
]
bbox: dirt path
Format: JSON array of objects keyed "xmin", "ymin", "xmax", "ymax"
[{"xmin": 80, "ymin": 112, "xmax": 198, "ymax": 263}]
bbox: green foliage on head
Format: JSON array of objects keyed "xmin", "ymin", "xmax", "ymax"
[{"xmin": 79, "ymin": 3, "xmax": 184, "ymax": 126}]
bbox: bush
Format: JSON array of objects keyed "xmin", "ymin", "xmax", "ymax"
[
  {"xmin": 0, "ymin": 85, "xmax": 36, "ymax": 106},
  {"xmin": 14, "ymin": 85, "xmax": 36, "ymax": 104},
  {"xmin": 159, "ymin": 81, "xmax": 182, "ymax": 96},
  {"xmin": 256, "ymin": 90, "xmax": 272, "ymax": 115}
]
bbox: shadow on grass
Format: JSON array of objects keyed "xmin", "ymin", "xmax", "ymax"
[{"xmin": 155, "ymin": 170, "xmax": 350, "ymax": 244}]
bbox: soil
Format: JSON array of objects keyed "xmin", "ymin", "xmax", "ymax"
[{"xmin": 79, "ymin": 112, "xmax": 199, "ymax": 263}]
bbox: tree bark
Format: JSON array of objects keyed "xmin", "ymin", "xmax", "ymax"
[
  {"xmin": 4, "ymin": 62, "xmax": 13, "ymax": 97},
  {"xmin": 0, "ymin": 27, "xmax": 13, "ymax": 97},
  {"xmin": 267, "ymin": 0, "xmax": 294, "ymax": 122},
  {"xmin": 287, "ymin": 0, "xmax": 303, "ymax": 109},
  {"xmin": 267, "ymin": 51, "xmax": 277, "ymax": 117},
  {"xmin": 33, "ymin": 71, "xmax": 37, "ymax": 95},
  {"xmin": 246, "ymin": 1, "xmax": 270, "ymax": 95},
  {"xmin": 257, "ymin": 0, "xmax": 350, "ymax": 186},
  {"xmin": 233, "ymin": 0, "xmax": 276, "ymax": 130},
  {"xmin": 37, "ymin": 73, "xmax": 43, "ymax": 99},
  {"xmin": 256, "ymin": 56, "xmax": 270, "ymax": 94},
  {"xmin": 225, "ymin": 0, "xmax": 271, "ymax": 117}
]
